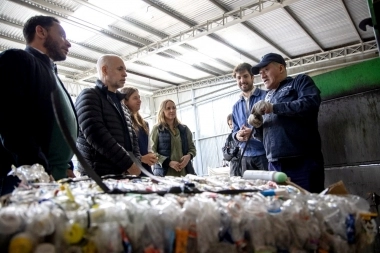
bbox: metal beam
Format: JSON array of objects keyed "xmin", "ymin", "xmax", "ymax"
[
  {"xmin": 153, "ymin": 40, "xmax": 378, "ymax": 96},
  {"xmin": 0, "ymin": 31, "xmax": 99, "ymax": 64},
  {"xmin": 208, "ymin": 33, "xmax": 259, "ymax": 62},
  {"xmin": 191, "ymin": 64, "xmax": 220, "ymax": 76},
  {"xmin": 283, "ymin": 6, "xmax": 324, "ymax": 52},
  {"xmin": 70, "ymin": 0, "xmax": 169, "ymax": 39},
  {"xmin": 339, "ymin": 0, "xmax": 363, "ymax": 43},
  {"xmin": 134, "ymin": 58, "xmax": 194, "ymax": 80},
  {"xmin": 47, "ymin": 0, "xmax": 230, "ymax": 77},
  {"xmin": 0, "ymin": 14, "xmax": 203, "ymax": 82},
  {"xmin": 214, "ymin": 58, "xmax": 235, "ymax": 69},
  {"xmin": 0, "ymin": 15, "xmax": 119, "ymax": 55},
  {"xmin": 26, "ymin": 0, "xmax": 224, "ymax": 80},
  {"xmin": 68, "ymin": 40, "xmax": 117, "ymax": 55},
  {"xmin": 71, "ymin": 0, "xmax": 226, "ymax": 74},
  {"xmin": 66, "ymin": 67, "xmax": 179, "ymax": 87},
  {"xmin": 127, "ymin": 70, "xmax": 179, "ymax": 85},
  {"xmin": 161, "ymin": 49, "xmax": 227, "ymax": 76},
  {"xmin": 199, "ymin": 62, "xmax": 227, "ymax": 75},
  {"xmin": 8, "ymin": 0, "xmax": 144, "ymax": 48},
  {"xmin": 72, "ymin": 0, "xmax": 168, "ymax": 40},
  {"xmin": 125, "ymin": 78, "xmax": 163, "ymax": 89},
  {"xmin": 56, "ymin": 61, "xmax": 88, "ymax": 71},
  {"xmin": 122, "ymin": 16, "xmax": 168, "ymax": 39},
  {"xmin": 34, "ymin": 0, "xmax": 151, "ymax": 45},
  {"xmin": 0, "ymin": 32, "xmax": 24, "ymax": 44},
  {"xmin": 208, "ymin": 0, "xmax": 291, "ymax": 58},
  {"xmin": 141, "ymin": 0, "xmax": 261, "ymax": 62},
  {"xmin": 126, "ymin": 0, "xmax": 301, "ymax": 62}
]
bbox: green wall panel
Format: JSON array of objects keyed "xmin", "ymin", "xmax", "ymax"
[{"xmin": 312, "ymin": 57, "xmax": 380, "ymax": 100}]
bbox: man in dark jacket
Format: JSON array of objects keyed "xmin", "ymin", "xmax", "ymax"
[
  {"xmin": 222, "ymin": 114, "xmax": 241, "ymax": 176},
  {"xmin": 249, "ymin": 53, "xmax": 325, "ymax": 193},
  {"xmin": 0, "ymin": 15, "xmax": 77, "ymax": 196},
  {"xmin": 75, "ymin": 54, "xmax": 141, "ymax": 177}
]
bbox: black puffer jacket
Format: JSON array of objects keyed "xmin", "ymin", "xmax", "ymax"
[{"xmin": 75, "ymin": 80, "xmax": 140, "ymax": 176}]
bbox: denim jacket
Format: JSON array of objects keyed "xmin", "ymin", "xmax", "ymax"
[{"xmin": 232, "ymin": 88, "xmax": 266, "ymax": 157}]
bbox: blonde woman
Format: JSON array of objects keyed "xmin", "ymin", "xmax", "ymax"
[
  {"xmin": 151, "ymin": 99, "xmax": 196, "ymax": 177},
  {"xmin": 120, "ymin": 87, "xmax": 157, "ymax": 175}
]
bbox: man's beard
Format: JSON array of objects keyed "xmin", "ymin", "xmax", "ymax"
[
  {"xmin": 241, "ymin": 83, "xmax": 253, "ymax": 92},
  {"xmin": 44, "ymin": 35, "xmax": 66, "ymax": 61}
]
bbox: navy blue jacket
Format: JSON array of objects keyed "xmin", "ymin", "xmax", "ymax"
[
  {"xmin": 232, "ymin": 88, "xmax": 266, "ymax": 157},
  {"xmin": 254, "ymin": 75, "xmax": 322, "ymax": 161}
]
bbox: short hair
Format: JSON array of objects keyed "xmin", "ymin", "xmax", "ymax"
[
  {"xmin": 23, "ymin": 15, "xmax": 59, "ymax": 44},
  {"xmin": 119, "ymin": 86, "xmax": 149, "ymax": 134},
  {"xmin": 232, "ymin": 63, "xmax": 253, "ymax": 78},
  {"xmin": 96, "ymin": 54, "xmax": 120, "ymax": 78},
  {"xmin": 227, "ymin": 114, "xmax": 232, "ymax": 124},
  {"xmin": 156, "ymin": 99, "xmax": 181, "ymax": 129}
]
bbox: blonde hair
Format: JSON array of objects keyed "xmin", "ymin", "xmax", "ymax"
[
  {"xmin": 119, "ymin": 86, "xmax": 149, "ymax": 134},
  {"xmin": 156, "ymin": 99, "xmax": 181, "ymax": 129}
]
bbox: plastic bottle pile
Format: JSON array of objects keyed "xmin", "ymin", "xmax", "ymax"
[{"xmin": 0, "ymin": 165, "xmax": 377, "ymax": 253}]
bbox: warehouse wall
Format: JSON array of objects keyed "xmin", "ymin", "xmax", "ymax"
[
  {"xmin": 314, "ymin": 57, "xmax": 380, "ymax": 199},
  {"xmin": 151, "ymin": 82, "xmax": 240, "ymax": 175}
]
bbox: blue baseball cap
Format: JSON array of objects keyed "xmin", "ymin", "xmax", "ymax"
[{"xmin": 251, "ymin": 53, "xmax": 286, "ymax": 75}]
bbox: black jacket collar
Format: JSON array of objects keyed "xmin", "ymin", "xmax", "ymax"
[
  {"xmin": 95, "ymin": 79, "xmax": 125, "ymax": 100},
  {"xmin": 25, "ymin": 46, "xmax": 52, "ymax": 68}
]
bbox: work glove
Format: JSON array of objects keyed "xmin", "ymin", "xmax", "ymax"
[
  {"xmin": 248, "ymin": 113, "xmax": 263, "ymax": 128},
  {"xmin": 252, "ymin": 100, "xmax": 273, "ymax": 115}
]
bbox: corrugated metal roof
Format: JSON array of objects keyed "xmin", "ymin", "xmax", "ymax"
[
  {"xmin": 0, "ymin": 0, "xmax": 377, "ymax": 95},
  {"xmin": 344, "ymin": 0, "xmax": 375, "ymax": 39},
  {"xmin": 289, "ymin": 0, "xmax": 359, "ymax": 49}
]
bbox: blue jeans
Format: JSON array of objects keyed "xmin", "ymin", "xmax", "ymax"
[{"xmin": 268, "ymin": 156, "xmax": 325, "ymax": 193}]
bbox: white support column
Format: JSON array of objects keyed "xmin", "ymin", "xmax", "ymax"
[{"xmin": 191, "ymin": 88, "xmax": 203, "ymax": 175}]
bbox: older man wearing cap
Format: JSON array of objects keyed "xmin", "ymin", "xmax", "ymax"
[{"xmin": 248, "ymin": 53, "xmax": 325, "ymax": 193}]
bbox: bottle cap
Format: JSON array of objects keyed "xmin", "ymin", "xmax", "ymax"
[
  {"xmin": 64, "ymin": 222, "xmax": 84, "ymax": 244},
  {"xmin": 9, "ymin": 232, "xmax": 34, "ymax": 253},
  {"xmin": 273, "ymin": 172, "xmax": 287, "ymax": 183}
]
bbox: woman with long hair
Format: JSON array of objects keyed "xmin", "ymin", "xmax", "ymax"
[
  {"xmin": 120, "ymin": 87, "xmax": 157, "ymax": 175},
  {"xmin": 151, "ymin": 99, "xmax": 196, "ymax": 177}
]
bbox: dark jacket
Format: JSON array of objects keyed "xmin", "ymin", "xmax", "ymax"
[
  {"xmin": 0, "ymin": 47, "xmax": 77, "ymax": 176},
  {"xmin": 222, "ymin": 132, "xmax": 240, "ymax": 162},
  {"xmin": 223, "ymin": 132, "xmax": 241, "ymax": 176},
  {"xmin": 153, "ymin": 124, "xmax": 196, "ymax": 176},
  {"xmin": 136, "ymin": 124, "xmax": 153, "ymax": 176},
  {"xmin": 75, "ymin": 80, "xmax": 140, "ymax": 177},
  {"xmin": 254, "ymin": 75, "xmax": 322, "ymax": 161}
]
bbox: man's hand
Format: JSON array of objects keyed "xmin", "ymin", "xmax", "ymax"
[
  {"xmin": 178, "ymin": 154, "xmax": 191, "ymax": 170},
  {"xmin": 253, "ymin": 100, "xmax": 273, "ymax": 115},
  {"xmin": 126, "ymin": 163, "xmax": 141, "ymax": 175},
  {"xmin": 66, "ymin": 169, "xmax": 76, "ymax": 178},
  {"xmin": 248, "ymin": 113, "xmax": 263, "ymax": 128},
  {"xmin": 236, "ymin": 125, "xmax": 252, "ymax": 142},
  {"xmin": 141, "ymin": 153, "xmax": 158, "ymax": 166}
]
